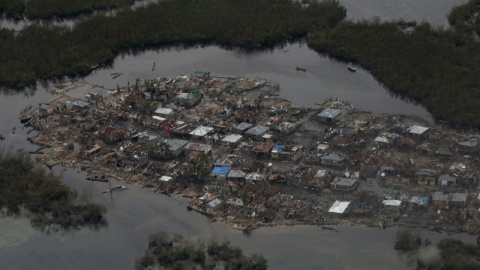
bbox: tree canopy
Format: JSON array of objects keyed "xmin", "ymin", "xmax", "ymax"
[{"xmin": 0, "ymin": 150, "xmax": 107, "ymax": 232}]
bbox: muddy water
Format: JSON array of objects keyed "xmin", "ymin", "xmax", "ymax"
[
  {"xmin": 0, "ymin": 0, "xmax": 465, "ymax": 31},
  {"xmin": 341, "ymin": 0, "xmax": 466, "ymax": 27},
  {"xmin": 0, "ymin": 166, "xmax": 475, "ymax": 270},
  {"xmin": 86, "ymin": 42, "xmax": 435, "ymax": 122},
  {"xmin": 0, "ymin": 1, "xmax": 473, "ymax": 269}
]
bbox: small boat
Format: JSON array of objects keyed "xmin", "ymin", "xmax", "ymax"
[
  {"xmin": 347, "ymin": 65, "xmax": 356, "ymax": 72},
  {"xmin": 12, "ymin": 127, "xmax": 16, "ymax": 134},
  {"xmin": 18, "ymin": 114, "xmax": 33, "ymax": 123},
  {"xmin": 103, "ymin": 185, "xmax": 127, "ymax": 193},
  {"xmin": 86, "ymin": 174, "xmax": 109, "ymax": 182},
  {"xmin": 0, "ymin": 134, "xmax": 4, "ymax": 141},
  {"xmin": 23, "ymin": 118, "xmax": 34, "ymax": 127},
  {"xmin": 112, "ymin": 73, "xmax": 123, "ymax": 79},
  {"xmin": 296, "ymin": 66, "xmax": 306, "ymax": 72}
]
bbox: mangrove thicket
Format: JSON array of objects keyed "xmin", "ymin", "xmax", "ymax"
[
  {"xmin": 135, "ymin": 231, "xmax": 268, "ymax": 270},
  {"xmin": 0, "ymin": 0, "xmax": 346, "ymax": 88},
  {"xmin": 308, "ymin": 0, "xmax": 480, "ymax": 126},
  {"xmin": 0, "ymin": 0, "xmax": 134, "ymax": 19},
  {"xmin": 0, "ymin": 150, "xmax": 107, "ymax": 232}
]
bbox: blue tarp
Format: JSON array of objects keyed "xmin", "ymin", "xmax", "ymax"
[
  {"xmin": 273, "ymin": 145, "xmax": 286, "ymax": 151},
  {"xmin": 417, "ymin": 197, "xmax": 428, "ymax": 202},
  {"xmin": 212, "ymin": 166, "xmax": 231, "ymax": 175}
]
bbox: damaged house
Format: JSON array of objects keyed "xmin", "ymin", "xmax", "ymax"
[
  {"xmin": 321, "ymin": 152, "xmax": 346, "ymax": 167},
  {"xmin": 98, "ymin": 126, "xmax": 127, "ymax": 144},
  {"xmin": 331, "ymin": 177, "xmax": 359, "ymax": 191},
  {"xmin": 318, "ymin": 108, "xmax": 342, "ymax": 124},
  {"xmin": 270, "ymin": 145, "xmax": 303, "ymax": 161}
]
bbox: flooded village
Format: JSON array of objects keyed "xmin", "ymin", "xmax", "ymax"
[{"xmin": 17, "ymin": 71, "xmax": 480, "ymax": 234}]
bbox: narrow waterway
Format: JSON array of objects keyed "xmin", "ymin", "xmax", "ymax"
[{"xmin": 86, "ymin": 42, "xmax": 434, "ymax": 121}]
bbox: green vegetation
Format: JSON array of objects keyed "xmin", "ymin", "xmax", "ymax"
[
  {"xmin": 395, "ymin": 229, "xmax": 480, "ymax": 269},
  {"xmin": 0, "ymin": 0, "xmax": 133, "ymax": 19},
  {"xmin": 0, "ymin": 0, "xmax": 25, "ymax": 17},
  {"xmin": 0, "ymin": 150, "xmax": 106, "ymax": 232},
  {"xmin": 0, "ymin": 0, "xmax": 346, "ymax": 88},
  {"xmin": 418, "ymin": 239, "xmax": 479, "ymax": 270},
  {"xmin": 308, "ymin": 5, "xmax": 480, "ymax": 126},
  {"xmin": 135, "ymin": 231, "xmax": 268, "ymax": 270},
  {"xmin": 184, "ymin": 153, "xmax": 209, "ymax": 178},
  {"xmin": 448, "ymin": 0, "xmax": 480, "ymax": 36},
  {"xmin": 395, "ymin": 229, "xmax": 421, "ymax": 251}
]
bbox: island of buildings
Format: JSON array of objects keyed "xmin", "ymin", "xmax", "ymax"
[{"xmin": 18, "ymin": 71, "xmax": 480, "ymax": 234}]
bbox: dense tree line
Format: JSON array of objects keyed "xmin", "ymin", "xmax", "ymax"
[
  {"xmin": 0, "ymin": 150, "xmax": 107, "ymax": 232},
  {"xmin": 448, "ymin": 0, "xmax": 480, "ymax": 36},
  {"xmin": 135, "ymin": 231, "xmax": 268, "ymax": 270},
  {"xmin": 0, "ymin": 0, "xmax": 133, "ymax": 19},
  {"xmin": 308, "ymin": 1, "xmax": 480, "ymax": 126},
  {"xmin": 0, "ymin": 0, "xmax": 346, "ymax": 89},
  {"xmin": 0, "ymin": 0, "xmax": 25, "ymax": 17}
]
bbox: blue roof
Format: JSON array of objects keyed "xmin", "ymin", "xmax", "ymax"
[
  {"xmin": 273, "ymin": 145, "xmax": 286, "ymax": 151},
  {"xmin": 212, "ymin": 166, "xmax": 231, "ymax": 175}
]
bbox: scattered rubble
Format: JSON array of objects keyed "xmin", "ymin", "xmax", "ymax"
[{"xmin": 19, "ymin": 72, "xmax": 480, "ymax": 234}]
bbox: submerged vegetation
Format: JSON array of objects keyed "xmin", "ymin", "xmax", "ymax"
[
  {"xmin": 0, "ymin": 150, "xmax": 106, "ymax": 232},
  {"xmin": 135, "ymin": 231, "xmax": 268, "ymax": 270},
  {"xmin": 308, "ymin": 0, "xmax": 480, "ymax": 126},
  {"xmin": 395, "ymin": 230, "xmax": 480, "ymax": 270},
  {"xmin": 0, "ymin": 0, "xmax": 133, "ymax": 19},
  {"xmin": 0, "ymin": 0, "xmax": 345, "ymax": 88}
]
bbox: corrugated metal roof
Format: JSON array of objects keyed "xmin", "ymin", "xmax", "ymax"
[
  {"xmin": 332, "ymin": 178, "xmax": 358, "ymax": 187},
  {"xmin": 382, "ymin": 200, "xmax": 402, "ymax": 206},
  {"xmin": 152, "ymin": 115, "xmax": 166, "ymax": 122},
  {"xmin": 318, "ymin": 108, "xmax": 342, "ymax": 119},
  {"xmin": 227, "ymin": 169, "xmax": 246, "ymax": 179},
  {"xmin": 207, "ymin": 198, "xmax": 222, "ymax": 208},
  {"xmin": 246, "ymin": 125, "xmax": 269, "ymax": 136},
  {"xmin": 234, "ymin": 122, "xmax": 253, "ymax": 131},
  {"xmin": 167, "ymin": 139, "xmax": 189, "ymax": 152},
  {"xmin": 408, "ymin": 125, "xmax": 429, "ymax": 135},
  {"xmin": 451, "ymin": 192, "xmax": 467, "ymax": 202},
  {"xmin": 189, "ymin": 126, "xmax": 213, "ymax": 137},
  {"xmin": 154, "ymin": 108, "xmax": 173, "ymax": 115},
  {"xmin": 222, "ymin": 134, "xmax": 243, "ymax": 143},
  {"xmin": 328, "ymin": 201, "xmax": 350, "ymax": 214},
  {"xmin": 159, "ymin": 176, "xmax": 173, "ymax": 182}
]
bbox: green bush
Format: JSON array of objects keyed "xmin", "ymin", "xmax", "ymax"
[{"xmin": 0, "ymin": 150, "xmax": 106, "ymax": 232}]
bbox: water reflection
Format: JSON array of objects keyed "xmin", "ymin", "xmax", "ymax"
[
  {"xmin": 341, "ymin": 0, "xmax": 466, "ymax": 27},
  {"xmin": 85, "ymin": 42, "xmax": 435, "ymax": 122}
]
